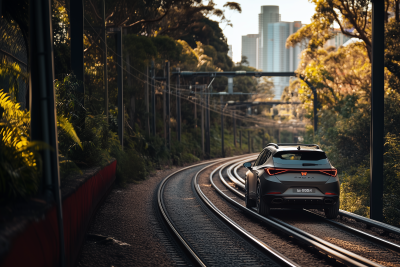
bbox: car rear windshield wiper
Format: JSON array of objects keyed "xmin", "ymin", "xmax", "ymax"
[{"xmin": 302, "ymin": 163, "xmax": 320, "ymax": 166}]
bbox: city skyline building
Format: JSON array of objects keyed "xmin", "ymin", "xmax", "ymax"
[
  {"xmin": 240, "ymin": 5, "xmax": 306, "ymax": 99},
  {"xmin": 241, "ymin": 34, "xmax": 259, "ymax": 68},
  {"xmin": 259, "ymin": 6, "xmax": 304, "ymax": 99},
  {"xmin": 266, "ymin": 20, "xmax": 303, "ymax": 99},
  {"xmin": 258, "ymin": 6, "xmax": 280, "ymax": 72}
]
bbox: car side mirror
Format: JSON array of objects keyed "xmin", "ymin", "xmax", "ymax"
[{"xmin": 243, "ymin": 162, "xmax": 252, "ymax": 170}]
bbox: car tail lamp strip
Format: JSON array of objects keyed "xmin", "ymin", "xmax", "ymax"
[
  {"xmin": 265, "ymin": 168, "xmax": 337, "ymax": 177},
  {"xmin": 325, "ymin": 192, "xmax": 337, "ymax": 195},
  {"xmin": 266, "ymin": 192, "xmax": 281, "ymax": 195}
]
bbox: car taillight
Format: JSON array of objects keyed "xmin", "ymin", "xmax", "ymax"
[
  {"xmin": 319, "ymin": 169, "xmax": 337, "ymax": 177},
  {"xmin": 325, "ymin": 192, "xmax": 337, "ymax": 195},
  {"xmin": 265, "ymin": 168, "xmax": 288, "ymax": 175},
  {"xmin": 265, "ymin": 168, "xmax": 337, "ymax": 177}
]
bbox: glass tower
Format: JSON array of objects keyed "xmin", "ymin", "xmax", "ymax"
[{"xmin": 258, "ymin": 6, "xmax": 303, "ymax": 99}]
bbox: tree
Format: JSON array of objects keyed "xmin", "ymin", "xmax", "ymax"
[
  {"xmin": 240, "ymin": 56, "xmax": 249, "ymax": 66},
  {"xmin": 287, "ymin": 0, "xmax": 400, "ymax": 83}
]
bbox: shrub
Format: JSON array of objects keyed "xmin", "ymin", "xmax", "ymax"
[{"xmin": 0, "ymin": 90, "xmax": 41, "ymax": 202}]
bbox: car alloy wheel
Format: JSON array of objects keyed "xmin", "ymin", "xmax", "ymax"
[
  {"xmin": 256, "ymin": 179, "xmax": 269, "ymax": 216},
  {"xmin": 245, "ymin": 178, "xmax": 255, "ymax": 208}
]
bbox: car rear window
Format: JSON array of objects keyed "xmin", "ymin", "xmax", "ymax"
[{"xmin": 273, "ymin": 151, "xmax": 327, "ymax": 161}]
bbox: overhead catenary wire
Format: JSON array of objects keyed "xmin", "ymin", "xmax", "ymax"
[{"xmin": 75, "ymin": 12, "xmax": 304, "ymax": 129}]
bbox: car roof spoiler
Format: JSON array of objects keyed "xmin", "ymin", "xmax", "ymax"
[{"xmin": 266, "ymin": 143, "xmax": 320, "ymax": 149}]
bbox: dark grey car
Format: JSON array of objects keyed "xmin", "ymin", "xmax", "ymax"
[{"xmin": 243, "ymin": 143, "xmax": 340, "ymax": 219}]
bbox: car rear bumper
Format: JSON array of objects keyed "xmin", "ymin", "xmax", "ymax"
[
  {"xmin": 260, "ymin": 176, "xmax": 340, "ymax": 208},
  {"xmin": 264, "ymin": 195, "xmax": 339, "ymax": 208}
]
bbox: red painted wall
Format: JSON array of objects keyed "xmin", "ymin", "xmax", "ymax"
[{"xmin": 1, "ymin": 160, "xmax": 117, "ymax": 267}]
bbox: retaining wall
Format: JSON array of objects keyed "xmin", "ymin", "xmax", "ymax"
[{"xmin": 0, "ymin": 160, "xmax": 117, "ymax": 267}]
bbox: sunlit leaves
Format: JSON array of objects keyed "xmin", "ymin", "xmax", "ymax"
[
  {"xmin": 0, "ymin": 90, "xmax": 40, "ymax": 202},
  {"xmin": 0, "ymin": 60, "xmax": 28, "ymax": 102}
]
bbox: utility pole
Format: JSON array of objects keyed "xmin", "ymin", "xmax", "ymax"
[
  {"xmin": 204, "ymin": 78, "xmax": 212, "ymax": 159},
  {"xmin": 221, "ymin": 95, "xmax": 225, "ymax": 157},
  {"xmin": 240, "ymin": 130, "xmax": 242, "ymax": 149},
  {"xmin": 205, "ymin": 84, "xmax": 211, "ymax": 159},
  {"xmin": 176, "ymin": 69, "xmax": 181, "ymax": 141},
  {"xmin": 70, "ymin": 0, "xmax": 84, "ymax": 99},
  {"xmin": 116, "ymin": 27, "xmax": 123, "ymax": 149},
  {"xmin": 146, "ymin": 66, "xmax": 150, "ymax": 136},
  {"xmin": 125, "ymin": 29, "xmax": 134, "ymax": 129},
  {"xmin": 151, "ymin": 61, "xmax": 156, "ymax": 136},
  {"xmin": 370, "ymin": 0, "xmax": 384, "ymax": 222},
  {"xmin": 163, "ymin": 80, "xmax": 166, "ymax": 144},
  {"xmin": 233, "ymin": 110, "xmax": 236, "ymax": 147},
  {"xmin": 201, "ymin": 85, "xmax": 205, "ymax": 156},
  {"xmin": 248, "ymin": 131, "xmax": 250, "ymax": 153},
  {"xmin": 194, "ymin": 82, "xmax": 197, "ymax": 128},
  {"xmin": 165, "ymin": 61, "xmax": 171, "ymax": 149},
  {"xmin": 102, "ymin": 0, "xmax": 108, "ymax": 122},
  {"xmin": 30, "ymin": 0, "xmax": 65, "ymax": 265}
]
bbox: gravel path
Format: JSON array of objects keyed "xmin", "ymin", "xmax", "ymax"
[{"xmin": 76, "ymin": 166, "xmax": 190, "ymax": 267}]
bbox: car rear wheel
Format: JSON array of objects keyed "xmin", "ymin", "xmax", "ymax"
[
  {"xmin": 324, "ymin": 199, "xmax": 339, "ymax": 219},
  {"xmin": 256, "ymin": 179, "xmax": 269, "ymax": 216},
  {"xmin": 245, "ymin": 177, "xmax": 256, "ymax": 208}
]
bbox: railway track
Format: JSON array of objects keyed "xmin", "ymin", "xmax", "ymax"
[{"xmin": 157, "ymin": 156, "xmax": 400, "ymax": 266}]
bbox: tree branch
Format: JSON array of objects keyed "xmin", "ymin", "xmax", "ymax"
[
  {"xmin": 88, "ymin": 0, "xmax": 102, "ymax": 20},
  {"xmin": 123, "ymin": 9, "xmax": 170, "ymax": 28}
]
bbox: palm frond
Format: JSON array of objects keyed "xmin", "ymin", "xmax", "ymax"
[{"xmin": 57, "ymin": 114, "xmax": 83, "ymax": 149}]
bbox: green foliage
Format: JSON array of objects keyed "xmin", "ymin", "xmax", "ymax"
[
  {"xmin": 55, "ymin": 74, "xmax": 85, "ymax": 175},
  {"xmin": 383, "ymin": 133, "xmax": 400, "ymax": 226},
  {"xmin": 67, "ymin": 114, "xmax": 111, "ymax": 167},
  {"xmin": 0, "ymin": 90, "xmax": 42, "ymax": 202},
  {"xmin": 151, "ymin": 35, "xmax": 183, "ymax": 62},
  {"xmin": 0, "ymin": 60, "xmax": 28, "ymax": 102},
  {"xmin": 288, "ymin": 1, "xmax": 400, "ymax": 226},
  {"xmin": 339, "ymin": 168, "xmax": 370, "ymax": 217},
  {"xmin": 52, "ymin": 1, "xmax": 70, "ymax": 75}
]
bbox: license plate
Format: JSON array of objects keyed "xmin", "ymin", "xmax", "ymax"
[{"xmin": 293, "ymin": 188, "xmax": 314, "ymax": 193}]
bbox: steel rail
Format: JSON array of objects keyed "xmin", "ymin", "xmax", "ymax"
[
  {"xmin": 157, "ymin": 154, "xmax": 253, "ymax": 267},
  {"xmin": 233, "ymin": 159, "xmax": 248, "ymax": 184},
  {"xmin": 213, "ymin": 158, "xmax": 384, "ymax": 267},
  {"xmin": 158, "ymin": 159, "xmax": 225, "ymax": 267},
  {"xmin": 338, "ymin": 209, "xmax": 400, "ymax": 236},
  {"xmin": 193, "ymin": 160, "xmax": 299, "ymax": 267},
  {"xmin": 230, "ymin": 156, "xmax": 400, "ymax": 252},
  {"xmin": 304, "ymin": 209, "xmax": 400, "ymax": 253},
  {"xmin": 224, "ymin": 155, "xmax": 255, "ymax": 189}
]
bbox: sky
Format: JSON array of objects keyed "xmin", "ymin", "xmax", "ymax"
[{"xmin": 209, "ymin": 0, "xmax": 317, "ymax": 63}]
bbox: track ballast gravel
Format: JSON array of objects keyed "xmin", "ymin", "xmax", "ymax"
[
  {"xmin": 162, "ymin": 162, "xmax": 280, "ymax": 266},
  {"xmin": 198, "ymin": 164, "xmax": 332, "ymax": 267},
  {"xmin": 233, "ymin": 165, "xmax": 400, "ymax": 266}
]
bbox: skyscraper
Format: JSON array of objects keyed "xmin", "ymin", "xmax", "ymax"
[
  {"xmin": 258, "ymin": 6, "xmax": 280, "ymax": 71},
  {"xmin": 258, "ymin": 6, "xmax": 304, "ymax": 99},
  {"xmin": 241, "ymin": 34, "xmax": 259, "ymax": 68},
  {"xmin": 266, "ymin": 21, "xmax": 303, "ymax": 98}
]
